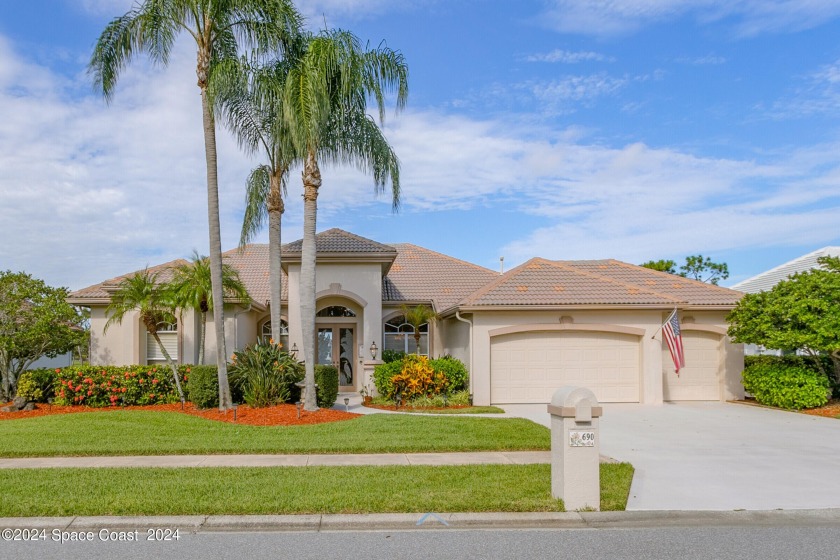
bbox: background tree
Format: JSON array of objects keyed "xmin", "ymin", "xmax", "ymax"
[
  {"xmin": 104, "ymin": 269, "xmax": 185, "ymax": 401},
  {"xmin": 400, "ymin": 304, "xmax": 435, "ymax": 354},
  {"xmin": 727, "ymin": 256, "xmax": 840, "ymax": 384},
  {"xmin": 640, "ymin": 255, "xmax": 729, "ymax": 285},
  {"xmin": 90, "ymin": 0, "xmax": 302, "ymax": 411},
  {"xmin": 639, "ymin": 259, "xmax": 677, "ymax": 274},
  {"xmin": 170, "ymin": 251, "xmax": 251, "ymax": 365},
  {"xmin": 0, "ymin": 271, "xmax": 86, "ymax": 400},
  {"xmin": 284, "ymin": 29, "xmax": 408, "ymax": 411}
]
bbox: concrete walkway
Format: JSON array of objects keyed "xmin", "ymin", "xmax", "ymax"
[{"xmin": 0, "ymin": 451, "xmax": 550, "ymax": 469}]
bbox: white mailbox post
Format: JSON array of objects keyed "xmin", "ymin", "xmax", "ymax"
[{"xmin": 547, "ymin": 386, "xmax": 602, "ymax": 511}]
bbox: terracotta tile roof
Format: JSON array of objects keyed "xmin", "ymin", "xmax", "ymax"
[
  {"xmin": 458, "ymin": 258, "xmax": 742, "ymax": 308},
  {"xmin": 383, "ymin": 244, "xmax": 497, "ymax": 311},
  {"xmin": 283, "ymin": 228, "xmax": 397, "ymax": 256},
  {"xmin": 69, "ymin": 246, "xmax": 286, "ymax": 306}
]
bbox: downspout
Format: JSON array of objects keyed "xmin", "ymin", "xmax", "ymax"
[
  {"xmin": 454, "ymin": 310, "xmax": 474, "ymax": 395},
  {"xmin": 232, "ymin": 303, "xmax": 253, "ymax": 353}
]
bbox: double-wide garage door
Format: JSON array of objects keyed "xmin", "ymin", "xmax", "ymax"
[{"xmin": 490, "ymin": 331, "xmax": 640, "ymax": 404}]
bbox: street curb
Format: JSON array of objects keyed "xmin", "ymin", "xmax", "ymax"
[{"xmin": 2, "ymin": 509, "xmax": 840, "ymax": 532}]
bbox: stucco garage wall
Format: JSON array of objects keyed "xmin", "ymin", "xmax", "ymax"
[
  {"xmin": 89, "ymin": 306, "xmax": 140, "ymax": 366},
  {"xmin": 439, "ymin": 316, "xmax": 470, "ymax": 366},
  {"xmin": 470, "ymin": 309, "xmax": 741, "ymax": 406}
]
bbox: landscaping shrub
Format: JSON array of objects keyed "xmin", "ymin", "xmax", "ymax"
[
  {"xmin": 186, "ymin": 365, "xmax": 219, "ymax": 409},
  {"xmin": 15, "ymin": 368, "xmax": 58, "ymax": 403},
  {"xmin": 228, "ymin": 341, "xmax": 304, "ymax": 408},
  {"xmin": 381, "ymin": 349, "xmax": 406, "ymax": 363},
  {"xmin": 52, "ymin": 365, "xmax": 188, "ymax": 407},
  {"xmin": 374, "ymin": 355, "xmax": 469, "ymax": 400},
  {"xmin": 428, "ymin": 355, "xmax": 469, "ymax": 392},
  {"xmin": 314, "ymin": 365, "xmax": 339, "ymax": 408},
  {"xmin": 745, "ymin": 354, "xmax": 839, "ymax": 398},
  {"xmin": 742, "ymin": 361, "xmax": 830, "ymax": 410}
]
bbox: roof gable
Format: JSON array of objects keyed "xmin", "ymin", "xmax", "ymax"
[{"xmin": 282, "ymin": 228, "xmax": 398, "ymax": 257}]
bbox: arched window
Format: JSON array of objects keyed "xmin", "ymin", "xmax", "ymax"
[
  {"xmin": 384, "ymin": 315, "xmax": 429, "ymax": 356},
  {"xmin": 261, "ymin": 319, "xmax": 290, "ymax": 350},
  {"xmin": 316, "ymin": 306, "xmax": 356, "ymax": 317},
  {"xmin": 147, "ymin": 321, "xmax": 178, "ymax": 363}
]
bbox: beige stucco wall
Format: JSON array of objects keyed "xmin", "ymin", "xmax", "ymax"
[
  {"xmin": 89, "ymin": 306, "xmax": 140, "ymax": 365},
  {"xmin": 468, "ymin": 308, "xmax": 742, "ymax": 406},
  {"xmin": 439, "ymin": 315, "xmax": 470, "ymax": 366}
]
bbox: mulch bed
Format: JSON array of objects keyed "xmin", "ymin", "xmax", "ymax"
[
  {"xmin": 0, "ymin": 402, "xmax": 360, "ymax": 426},
  {"xmin": 800, "ymin": 400, "xmax": 840, "ymax": 418}
]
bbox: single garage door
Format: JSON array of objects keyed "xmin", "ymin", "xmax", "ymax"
[
  {"xmin": 662, "ymin": 331, "xmax": 722, "ymax": 401},
  {"xmin": 490, "ymin": 331, "xmax": 640, "ymax": 404}
]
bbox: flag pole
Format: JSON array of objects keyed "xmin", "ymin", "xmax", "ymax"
[{"xmin": 651, "ymin": 308, "xmax": 678, "ymax": 339}]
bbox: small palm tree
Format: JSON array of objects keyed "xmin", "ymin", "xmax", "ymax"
[
  {"xmin": 284, "ymin": 29, "xmax": 408, "ymax": 411},
  {"xmin": 170, "ymin": 251, "xmax": 251, "ymax": 365},
  {"xmin": 90, "ymin": 0, "xmax": 302, "ymax": 411},
  {"xmin": 400, "ymin": 304, "xmax": 435, "ymax": 354},
  {"xmin": 104, "ymin": 269, "xmax": 185, "ymax": 401}
]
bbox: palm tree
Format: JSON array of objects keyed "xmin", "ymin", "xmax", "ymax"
[
  {"xmin": 210, "ymin": 53, "xmax": 304, "ymax": 345},
  {"xmin": 170, "ymin": 251, "xmax": 251, "ymax": 364},
  {"xmin": 284, "ymin": 29, "xmax": 408, "ymax": 410},
  {"xmin": 104, "ymin": 269, "xmax": 185, "ymax": 401},
  {"xmin": 400, "ymin": 304, "xmax": 435, "ymax": 354},
  {"xmin": 89, "ymin": 0, "xmax": 302, "ymax": 410}
]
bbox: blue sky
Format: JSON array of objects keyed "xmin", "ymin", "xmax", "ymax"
[{"xmin": 3, "ymin": 0, "xmax": 840, "ymax": 291}]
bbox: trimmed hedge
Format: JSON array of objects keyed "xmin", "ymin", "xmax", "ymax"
[
  {"xmin": 314, "ymin": 365, "xmax": 339, "ymax": 408},
  {"xmin": 186, "ymin": 366, "xmax": 220, "ymax": 409},
  {"xmin": 51, "ymin": 365, "xmax": 189, "ymax": 407},
  {"xmin": 429, "ymin": 355, "xmax": 469, "ymax": 392},
  {"xmin": 742, "ymin": 361, "xmax": 830, "ymax": 410}
]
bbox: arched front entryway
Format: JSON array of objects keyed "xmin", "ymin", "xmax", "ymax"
[{"xmin": 315, "ymin": 299, "xmax": 362, "ymax": 391}]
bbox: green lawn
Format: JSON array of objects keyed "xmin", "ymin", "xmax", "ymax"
[
  {"xmin": 0, "ymin": 411, "xmax": 549, "ymax": 457},
  {"xmin": 0, "ymin": 463, "xmax": 634, "ymax": 516}
]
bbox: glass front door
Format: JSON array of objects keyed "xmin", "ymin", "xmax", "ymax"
[{"xmin": 316, "ymin": 325, "xmax": 354, "ymax": 389}]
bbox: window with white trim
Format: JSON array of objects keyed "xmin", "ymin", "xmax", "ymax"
[
  {"xmin": 147, "ymin": 321, "xmax": 178, "ymax": 363},
  {"xmin": 261, "ymin": 320, "xmax": 290, "ymax": 350},
  {"xmin": 384, "ymin": 315, "xmax": 429, "ymax": 356}
]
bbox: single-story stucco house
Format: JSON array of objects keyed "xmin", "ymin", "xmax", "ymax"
[{"xmin": 68, "ymin": 229, "xmax": 745, "ymax": 406}]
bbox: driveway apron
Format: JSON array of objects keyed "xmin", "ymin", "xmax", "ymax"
[{"xmin": 502, "ymin": 402, "xmax": 840, "ymax": 511}]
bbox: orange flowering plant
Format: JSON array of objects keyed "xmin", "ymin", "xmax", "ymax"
[{"xmin": 52, "ymin": 365, "xmax": 190, "ymax": 407}]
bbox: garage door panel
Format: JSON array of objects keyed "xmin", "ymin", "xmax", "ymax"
[
  {"xmin": 490, "ymin": 331, "xmax": 640, "ymax": 404},
  {"xmin": 663, "ymin": 331, "xmax": 721, "ymax": 401}
]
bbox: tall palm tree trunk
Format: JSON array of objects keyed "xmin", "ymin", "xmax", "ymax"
[
  {"xmin": 301, "ymin": 150, "xmax": 321, "ymax": 411},
  {"xmin": 198, "ymin": 310, "xmax": 207, "ymax": 365},
  {"xmin": 200, "ymin": 67, "xmax": 232, "ymax": 411},
  {"xmin": 150, "ymin": 330, "xmax": 185, "ymax": 401},
  {"xmin": 268, "ymin": 172, "xmax": 284, "ymax": 343}
]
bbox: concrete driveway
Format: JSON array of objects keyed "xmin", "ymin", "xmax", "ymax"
[{"xmin": 502, "ymin": 402, "xmax": 840, "ymax": 511}]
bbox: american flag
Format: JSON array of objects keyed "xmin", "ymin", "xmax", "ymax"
[{"xmin": 661, "ymin": 309, "xmax": 685, "ymax": 375}]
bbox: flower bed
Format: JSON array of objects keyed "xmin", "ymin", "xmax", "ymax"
[{"xmin": 0, "ymin": 401, "xmax": 360, "ymax": 426}]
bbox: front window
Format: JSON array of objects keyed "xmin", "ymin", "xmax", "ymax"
[
  {"xmin": 384, "ymin": 315, "xmax": 429, "ymax": 356},
  {"xmin": 261, "ymin": 320, "xmax": 290, "ymax": 350},
  {"xmin": 147, "ymin": 321, "xmax": 178, "ymax": 363},
  {"xmin": 316, "ymin": 306, "xmax": 356, "ymax": 317}
]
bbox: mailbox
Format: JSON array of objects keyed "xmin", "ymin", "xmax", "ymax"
[{"xmin": 547, "ymin": 386, "xmax": 602, "ymax": 511}]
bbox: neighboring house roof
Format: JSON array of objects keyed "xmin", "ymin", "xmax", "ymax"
[
  {"xmin": 456, "ymin": 258, "xmax": 741, "ymax": 310},
  {"xmin": 383, "ymin": 243, "xmax": 497, "ymax": 312},
  {"xmin": 730, "ymin": 246, "xmax": 840, "ymax": 294}
]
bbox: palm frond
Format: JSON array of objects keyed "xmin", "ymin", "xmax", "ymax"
[{"xmin": 240, "ymin": 165, "xmax": 272, "ymax": 246}]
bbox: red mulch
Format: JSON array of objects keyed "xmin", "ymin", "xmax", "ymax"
[
  {"xmin": 800, "ymin": 400, "xmax": 840, "ymax": 418},
  {"xmin": 0, "ymin": 402, "xmax": 360, "ymax": 426}
]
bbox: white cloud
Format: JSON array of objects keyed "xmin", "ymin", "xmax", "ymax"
[
  {"xmin": 770, "ymin": 57, "xmax": 840, "ymax": 117},
  {"xmin": 526, "ymin": 49, "xmax": 612, "ymax": 63},
  {"xmin": 541, "ymin": 0, "xmax": 840, "ymax": 37}
]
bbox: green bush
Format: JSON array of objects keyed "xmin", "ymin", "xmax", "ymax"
[
  {"xmin": 314, "ymin": 365, "xmax": 339, "ymax": 408},
  {"xmin": 429, "ymin": 355, "xmax": 469, "ymax": 392},
  {"xmin": 186, "ymin": 365, "xmax": 219, "ymax": 409},
  {"xmin": 381, "ymin": 349, "xmax": 406, "ymax": 363},
  {"xmin": 373, "ymin": 360, "xmax": 403, "ymax": 397},
  {"xmin": 228, "ymin": 341, "xmax": 304, "ymax": 408},
  {"xmin": 742, "ymin": 362, "xmax": 830, "ymax": 410},
  {"xmin": 745, "ymin": 354, "xmax": 839, "ymax": 398},
  {"xmin": 373, "ymin": 355, "xmax": 469, "ymax": 398},
  {"xmin": 53, "ymin": 365, "xmax": 188, "ymax": 407},
  {"xmin": 16, "ymin": 368, "xmax": 58, "ymax": 402}
]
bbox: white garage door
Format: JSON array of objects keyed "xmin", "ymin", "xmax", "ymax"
[
  {"xmin": 662, "ymin": 331, "xmax": 722, "ymax": 401},
  {"xmin": 490, "ymin": 331, "xmax": 640, "ymax": 404}
]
